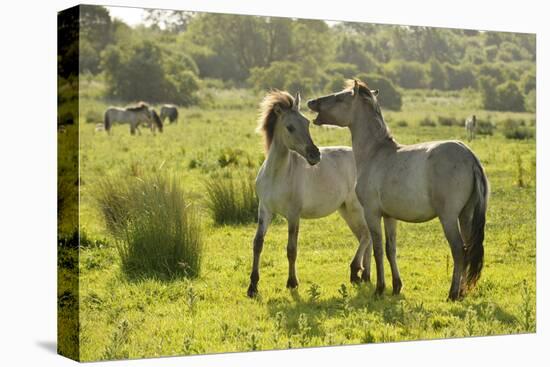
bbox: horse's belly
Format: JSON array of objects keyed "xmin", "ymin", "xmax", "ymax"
[
  {"xmin": 300, "ymin": 200, "xmax": 341, "ymax": 219},
  {"xmin": 380, "ymin": 190, "xmax": 436, "ymax": 223}
]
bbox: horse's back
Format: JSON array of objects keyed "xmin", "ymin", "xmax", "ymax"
[{"xmin": 370, "ymin": 141, "xmax": 476, "ymax": 221}]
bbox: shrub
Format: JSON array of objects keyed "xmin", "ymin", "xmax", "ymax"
[
  {"xmin": 96, "ymin": 175, "xmax": 203, "ymax": 279},
  {"xmin": 502, "ymin": 119, "xmax": 534, "ymax": 140},
  {"xmin": 476, "ymin": 119, "xmax": 495, "ymax": 135},
  {"xmin": 419, "ymin": 116, "xmax": 436, "ymax": 127},
  {"xmin": 438, "ymin": 116, "xmax": 459, "ymax": 126},
  {"xmin": 205, "ymin": 175, "xmax": 258, "ymax": 225},
  {"xmin": 396, "ymin": 120, "xmax": 408, "ymax": 127}
]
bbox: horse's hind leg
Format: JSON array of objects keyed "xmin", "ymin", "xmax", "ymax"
[
  {"xmin": 286, "ymin": 216, "xmax": 300, "ymax": 289},
  {"xmin": 247, "ymin": 206, "xmax": 272, "ymax": 298},
  {"xmin": 383, "ymin": 217, "xmax": 402, "ymax": 295},
  {"xmin": 440, "ymin": 215, "xmax": 466, "ymax": 301},
  {"xmin": 338, "ymin": 202, "xmax": 371, "ymax": 284}
]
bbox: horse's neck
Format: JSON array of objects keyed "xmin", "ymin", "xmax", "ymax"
[
  {"xmin": 350, "ymin": 110, "xmax": 397, "ymax": 164},
  {"xmin": 263, "ymin": 139, "xmax": 291, "ymax": 179}
]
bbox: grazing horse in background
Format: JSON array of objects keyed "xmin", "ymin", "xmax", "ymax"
[
  {"xmin": 247, "ymin": 90, "xmax": 373, "ymax": 298},
  {"xmin": 160, "ymin": 105, "xmax": 179, "ymax": 124},
  {"xmin": 465, "ymin": 115, "xmax": 477, "ymax": 141},
  {"xmin": 103, "ymin": 102, "xmax": 153, "ymax": 135},
  {"xmin": 149, "ymin": 109, "xmax": 164, "ymax": 133},
  {"xmin": 308, "ymin": 80, "xmax": 489, "ymax": 300}
]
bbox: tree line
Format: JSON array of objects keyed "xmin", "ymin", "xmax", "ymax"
[{"xmin": 69, "ymin": 5, "xmax": 536, "ymax": 111}]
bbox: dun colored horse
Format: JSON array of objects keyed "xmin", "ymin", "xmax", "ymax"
[
  {"xmin": 104, "ymin": 103, "xmax": 161, "ymax": 135},
  {"xmin": 465, "ymin": 115, "xmax": 477, "ymax": 141},
  {"xmin": 308, "ymin": 80, "xmax": 489, "ymax": 300},
  {"xmin": 247, "ymin": 90, "xmax": 372, "ymax": 298}
]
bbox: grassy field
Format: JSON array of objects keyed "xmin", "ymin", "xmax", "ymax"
[{"xmin": 62, "ymin": 82, "xmax": 536, "ymax": 361}]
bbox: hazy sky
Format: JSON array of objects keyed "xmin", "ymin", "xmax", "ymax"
[
  {"xmin": 105, "ymin": 5, "xmax": 339, "ymax": 28},
  {"xmin": 107, "ymin": 6, "xmax": 145, "ymax": 26}
]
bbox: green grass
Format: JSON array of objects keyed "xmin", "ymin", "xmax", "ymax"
[{"xmin": 65, "ymin": 80, "xmax": 536, "ymax": 361}]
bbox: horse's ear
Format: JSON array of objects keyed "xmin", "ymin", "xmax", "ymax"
[
  {"xmin": 371, "ymin": 89, "xmax": 379, "ymax": 97},
  {"xmin": 353, "ymin": 80, "xmax": 360, "ymax": 97},
  {"xmin": 294, "ymin": 92, "xmax": 301, "ymax": 111}
]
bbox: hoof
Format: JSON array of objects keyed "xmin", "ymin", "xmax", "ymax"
[
  {"xmin": 392, "ymin": 278, "xmax": 403, "ymax": 295},
  {"xmin": 350, "ymin": 272, "xmax": 362, "ymax": 284},
  {"xmin": 375, "ymin": 283, "xmax": 385, "ymax": 297},
  {"xmin": 286, "ymin": 277, "xmax": 299, "ymax": 289},
  {"xmin": 247, "ymin": 283, "xmax": 258, "ymax": 298},
  {"xmin": 447, "ymin": 290, "xmax": 463, "ymax": 302}
]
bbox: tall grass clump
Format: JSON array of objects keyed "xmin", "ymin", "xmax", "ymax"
[
  {"xmin": 205, "ymin": 174, "xmax": 258, "ymax": 225},
  {"xmin": 96, "ymin": 175, "xmax": 203, "ymax": 279}
]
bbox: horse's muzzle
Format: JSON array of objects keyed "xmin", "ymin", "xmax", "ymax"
[
  {"xmin": 306, "ymin": 146, "xmax": 321, "ymax": 166},
  {"xmin": 307, "ymin": 99, "xmax": 320, "ymax": 112}
]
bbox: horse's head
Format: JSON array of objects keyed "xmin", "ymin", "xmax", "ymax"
[
  {"xmin": 259, "ymin": 91, "xmax": 320, "ymax": 165},
  {"xmin": 274, "ymin": 92, "xmax": 320, "ymax": 165},
  {"xmin": 307, "ymin": 79, "xmax": 379, "ymax": 127}
]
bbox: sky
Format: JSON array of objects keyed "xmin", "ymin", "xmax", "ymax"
[
  {"xmin": 105, "ymin": 5, "xmax": 339, "ymax": 28},
  {"xmin": 107, "ymin": 6, "xmax": 146, "ymax": 27}
]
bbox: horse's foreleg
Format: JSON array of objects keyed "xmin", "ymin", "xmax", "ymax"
[
  {"xmin": 440, "ymin": 216, "xmax": 466, "ymax": 301},
  {"xmin": 247, "ymin": 207, "xmax": 272, "ymax": 298},
  {"xmin": 383, "ymin": 217, "xmax": 402, "ymax": 295},
  {"xmin": 286, "ymin": 217, "xmax": 300, "ymax": 289},
  {"xmin": 365, "ymin": 212, "xmax": 385, "ymax": 296}
]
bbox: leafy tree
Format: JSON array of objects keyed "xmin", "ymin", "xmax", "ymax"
[
  {"xmin": 101, "ymin": 41, "xmax": 199, "ymax": 104},
  {"xmin": 143, "ymin": 9, "xmax": 194, "ymax": 32},
  {"xmin": 79, "ymin": 5, "xmax": 113, "ymax": 74},
  {"xmin": 248, "ymin": 61, "xmax": 315, "ymax": 95},
  {"xmin": 428, "ymin": 59, "xmax": 447, "ymax": 90},
  {"xmin": 495, "ymin": 81, "xmax": 525, "ymax": 112},
  {"xmin": 479, "ymin": 76, "xmax": 499, "ymax": 110},
  {"xmin": 520, "ymin": 71, "xmax": 536, "ymax": 94},
  {"xmin": 357, "ymin": 73, "xmax": 402, "ymax": 111},
  {"xmin": 480, "ymin": 77, "xmax": 525, "ymax": 111},
  {"xmin": 384, "ymin": 61, "xmax": 428, "ymax": 89},
  {"xmin": 444, "ymin": 63, "xmax": 476, "ymax": 90},
  {"xmin": 335, "ymin": 36, "xmax": 377, "ymax": 73}
]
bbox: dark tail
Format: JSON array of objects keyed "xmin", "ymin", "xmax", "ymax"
[
  {"xmin": 464, "ymin": 154, "xmax": 489, "ymax": 289},
  {"xmin": 104, "ymin": 110, "xmax": 112, "ymax": 133}
]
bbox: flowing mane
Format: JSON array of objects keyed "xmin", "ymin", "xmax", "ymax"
[
  {"xmin": 126, "ymin": 101, "xmax": 149, "ymax": 112},
  {"xmin": 345, "ymin": 79, "xmax": 393, "ymax": 142},
  {"xmin": 257, "ymin": 90, "xmax": 295, "ymax": 153}
]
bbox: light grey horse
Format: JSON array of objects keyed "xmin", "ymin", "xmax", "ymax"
[
  {"xmin": 160, "ymin": 104, "xmax": 179, "ymax": 124},
  {"xmin": 465, "ymin": 115, "xmax": 477, "ymax": 141},
  {"xmin": 308, "ymin": 80, "xmax": 489, "ymax": 300},
  {"xmin": 103, "ymin": 103, "xmax": 157, "ymax": 135},
  {"xmin": 247, "ymin": 90, "xmax": 372, "ymax": 297}
]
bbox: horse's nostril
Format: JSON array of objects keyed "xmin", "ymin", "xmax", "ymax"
[{"xmin": 307, "ymin": 100, "xmax": 318, "ymax": 111}]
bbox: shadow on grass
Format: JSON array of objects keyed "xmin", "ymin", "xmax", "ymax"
[{"xmin": 266, "ymin": 283, "xmax": 406, "ymax": 338}]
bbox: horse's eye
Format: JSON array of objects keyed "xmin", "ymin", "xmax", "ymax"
[{"xmin": 286, "ymin": 125, "xmax": 295, "ymax": 133}]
